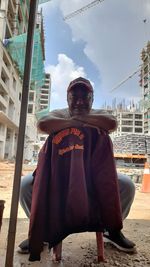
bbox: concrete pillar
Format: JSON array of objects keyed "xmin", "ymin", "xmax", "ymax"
[
  {"xmin": 0, "ymin": 125, "xmax": 7, "ymax": 159},
  {"xmin": 0, "ymin": 141, "xmax": 5, "ymax": 159},
  {"xmin": 147, "ymin": 155, "xmax": 150, "ymax": 165},
  {"xmin": 8, "ymin": 129, "xmax": 16, "ymax": 159},
  {"xmin": 0, "ymin": 0, "xmax": 9, "ymax": 40}
]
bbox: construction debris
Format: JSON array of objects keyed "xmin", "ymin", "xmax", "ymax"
[{"xmin": 113, "ymin": 134, "xmax": 150, "ymax": 155}]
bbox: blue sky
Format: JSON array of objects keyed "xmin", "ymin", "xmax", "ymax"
[{"xmin": 39, "ymin": 0, "xmax": 150, "ymax": 110}]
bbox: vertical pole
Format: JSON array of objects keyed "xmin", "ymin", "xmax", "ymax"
[
  {"xmin": 147, "ymin": 155, "xmax": 150, "ymax": 165},
  {"xmin": 5, "ymin": 0, "xmax": 38, "ymax": 266}
]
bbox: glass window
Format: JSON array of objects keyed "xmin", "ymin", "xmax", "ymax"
[
  {"xmin": 135, "ymin": 114, "xmax": 142, "ymax": 119},
  {"xmin": 122, "ymin": 114, "xmax": 133, "ymax": 119},
  {"xmin": 135, "ymin": 121, "xmax": 142, "ymax": 126},
  {"xmin": 122, "ymin": 120, "xmax": 133, "ymax": 126},
  {"xmin": 29, "ymin": 92, "xmax": 34, "ymax": 101},
  {"xmin": 135, "ymin": 128, "xmax": 142, "ymax": 133},
  {"xmin": 28, "ymin": 104, "xmax": 33, "ymax": 114}
]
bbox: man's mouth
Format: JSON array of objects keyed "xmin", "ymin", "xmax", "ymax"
[
  {"xmin": 72, "ymin": 109, "xmax": 88, "ymax": 115},
  {"xmin": 73, "ymin": 108, "xmax": 86, "ymax": 112},
  {"xmin": 73, "ymin": 106, "xmax": 87, "ymax": 111}
]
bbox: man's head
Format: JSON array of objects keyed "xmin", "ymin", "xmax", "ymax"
[{"xmin": 67, "ymin": 77, "xmax": 94, "ymax": 116}]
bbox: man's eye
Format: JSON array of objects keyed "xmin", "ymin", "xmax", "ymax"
[
  {"xmin": 69, "ymin": 95, "xmax": 91, "ymax": 101},
  {"xmin": 83, "ymin": 96, "xmax": 91, "ymax": 100},
  {"xmin": 71, "ymin": 95, "xmax": 77, "ymax": 99}
]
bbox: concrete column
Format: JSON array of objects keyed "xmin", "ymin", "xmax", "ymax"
[
  {"xmin": 7, "ymin": 129, "xmax": 16, "ymax": 160},
  {"xmin": 0, "ymin": 125, "xmax": 7, "ymax": 159},
  {"xmin": 147, "ymin": 155, "xmax": 150, "ymax": 165},
  {"xmin": 0, "ymin": 141, "xmax": 5, "ymax": 159},
  {"xmin": 0, "ymin": 0, "xmax": 9, "ymax": 40}
]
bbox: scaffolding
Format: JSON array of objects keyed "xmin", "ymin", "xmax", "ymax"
[{"xmin": 5, "ymin": 28, "xmax": 45, "ymax": 89}]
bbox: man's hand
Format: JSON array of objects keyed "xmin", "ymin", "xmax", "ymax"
[
  {"xmin": 72, "ymin": 114, "xmax": 117, "ymax": 133},
  {"xmin": 72, "ymin": 116, "xmax": 108, "ymax": 134}
]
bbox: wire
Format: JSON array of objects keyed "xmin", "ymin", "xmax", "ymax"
[{"xmin": 63, "ymin": 0, "xmax": 105, "ymax": 21}]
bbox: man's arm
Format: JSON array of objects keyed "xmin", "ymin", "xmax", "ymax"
[
  {"xmin": 37, "ymin": 109, "xmax": 117, "ymax": 134},
  {"xmin": 73, "ymin": 113, "xmax": 117, "ymax": 133},
  {"xmin": 37, "ymin": 113, "xmax": 83, "ymax": 135}
]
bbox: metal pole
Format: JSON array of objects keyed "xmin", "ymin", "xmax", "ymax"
[{"xmin": 5, "ymin": 0, "xmax": 38, "ymax": 266}]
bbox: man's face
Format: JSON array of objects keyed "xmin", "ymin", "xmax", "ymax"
[{"xmin": 67, "ymin": 85, "xmax": 93, "ymax": 116}]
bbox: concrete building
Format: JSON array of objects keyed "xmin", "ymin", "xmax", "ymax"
[
  {"xmin": 23, "ymin": 10, "xmax": 49, "ymax": 162},
  {"xmin": 36, "ymin": 73, "xmax": 51, "ymax": 150},
  {"xmin": 0, "ymin": 2, "xmax": 48, "ymax": 162},
  {"xmin": 39, "ymin": 73, "xmax": 51, "ymax": 111},
  {"xmin": 23, "ymin": 87, "xmax": 39, "ymax": 162},
  {"xmin": 0, "ymin": 0, "xmax": 29, "ymax": 160},
  {"xmin": 113, "ymin": 110, "xmax": 144, "ymax": 138},
  {"xmin": 140, "ymin": 41, "xmax": 150, "ymax": 134},
  {"xmin": 103, "ymin": 108, "xmax": 144, "ymax": 162},
  {"xmin": 24, "ymin": 72, "xmax": 51, "ymax": 161},
  {"xmin": 109, "ymin": 109, "xmax": 145, "ymax": 167}
]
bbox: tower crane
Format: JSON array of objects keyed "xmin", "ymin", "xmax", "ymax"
[
  {"xmin": 63, "ymin": 0, "xmax": 105, "ymax": 21},
  {"xmin": 110, "ymin": 66, "xmax": 141, "ymax": 93}
]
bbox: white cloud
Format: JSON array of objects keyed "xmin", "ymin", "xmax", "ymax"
[
  {"xmin": 43, "ymin": 0, "xmax": 150, "ymax": 107},
  {"xmin": 59, "ymin": 0, "xmax": 150, "ymax": 98},
  {"xmin": 46, "ymin": 53, "xmax": 90, "ymax": 110}
]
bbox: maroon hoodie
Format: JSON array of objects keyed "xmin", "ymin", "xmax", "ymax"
[{"xmin": 29, "ymin": 127, "xmax": 122, "ymax": 261}]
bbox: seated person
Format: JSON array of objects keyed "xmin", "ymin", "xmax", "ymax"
[{"xmin": 18, "ymin": 77, "xmax": 136, "ymax": 255}]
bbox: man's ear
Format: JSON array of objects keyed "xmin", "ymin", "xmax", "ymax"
[{"xmin": 92, "ymin": 95, "xmax": 94, "ymax": 104}]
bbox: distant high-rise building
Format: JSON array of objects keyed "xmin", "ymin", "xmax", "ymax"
[
  {"xmin": 24, "ymin": 9, "xmax": 47, "ymax": 162},
  {"xmin": 39, "ymin": 73, "xmax": 51, "ymax": 111},
  {"xmin": 36, "ymin": 73, "xmax": 51, "ymax": 150}
]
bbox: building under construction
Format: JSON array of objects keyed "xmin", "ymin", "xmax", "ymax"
[
  {"xmin": 0, "ymin": 0, "xmax": 30, "ymax": 160},
  {"xmin": 105, "ymin": 108, "xmax": 146, "ymax": 167},
  {"xmin": 111, "ymin": 41, "xmax": 150, "ymax": 166},
  {"xmin": 0, "ymin": 1, "xmax": 51, "ymax": 161}
]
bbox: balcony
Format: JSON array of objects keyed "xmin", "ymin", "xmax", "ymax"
[
  {"xmin": 0, "ymin": 79, "xmax": 9, "ymax": 95},
  {"xmin": 0, "ymin": 95, "xmax": 7, "ymax": 108},
  {"xmin": 3, "ymin": 50, "xmax": 11, "ymax": 72},
  {"xmin": 2, "ymin": 62, "xmax": 10, "ymax": 80},
  {"xmin": 0, "ymin": 111, "xmax": 18, "ymax": 130}
]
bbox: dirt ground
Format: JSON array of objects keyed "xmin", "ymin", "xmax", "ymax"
[{"xmin": 0, "ymin": 162, "xmax": 150, "ymax": 267}]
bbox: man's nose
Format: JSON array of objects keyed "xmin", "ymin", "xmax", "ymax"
[{"xmin": 76, "ymin": 98, "xmax": 84, "ymax": 104}]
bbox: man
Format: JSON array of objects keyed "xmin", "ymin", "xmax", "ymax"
[{"xmin": 19, "ymin": 77, "xmax": 136, "ymax": 254}]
